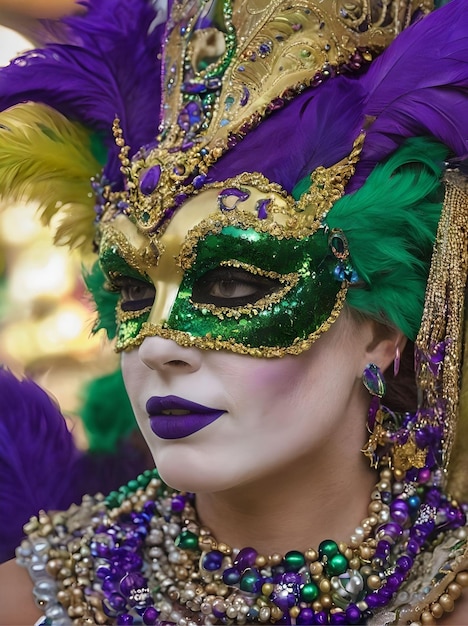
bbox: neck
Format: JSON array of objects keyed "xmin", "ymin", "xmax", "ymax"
[{"xmin": 196, "ymin": 442, "xmax": 376, "ymax": 555}]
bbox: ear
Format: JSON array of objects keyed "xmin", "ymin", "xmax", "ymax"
[{"xmin": 364, "ymin": 321, "xmax": 407, "ymax": 375}]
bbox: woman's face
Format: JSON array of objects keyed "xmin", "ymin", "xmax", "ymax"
[{"xmin": 122, "ymin": 311, "xmax": 373, "ymax": 493}]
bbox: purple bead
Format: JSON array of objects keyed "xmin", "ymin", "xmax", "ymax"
[
  {"xmin": 365, "ymin": 593, "xmax": 380, "ymax": 609},
  {"xmin": 378, "ymin": 522, "xmax": 403, "ymax": 541},
  {"xmin": 222, "ymin": 566, "xmax": 240, "ymax": 585},
  {"xmin": 396, "ymin": 555, "xmax": 414, "ymax": 573},
  {"xmin": 202, "ymin": 550, "xmax": 224, "ymax": 571},
  {"xmin": 140, "ymin": 165, "xmax": 161, "ymax": 196},
  {"xmin": 212, "ymin": 605, "xmax": 226, "ymax": 619},
  {"xmin": 297, "ymin": 609, "xmax": 314, "ymax": 625},
  {"xmin": 233, "ymin": 546, "xmax": 258, "ymax": 570},
  {"xmin": 192, "ymin": 174, "xmax": 207, "ymax": 189},
  {"xmin": 171, "ymin": 495, "xmax": 186, "ymax": 512},
  {"xmin": 102, "ymin": 578, "xmax": 119, "ymax": 593},
  {"xmin": 418, "ymin": 468, "xmax": 431, "ymax": 483},
  {"xmin": 117, "ymin": 616, "xmax": 134, "ymax": 625},
  {"xmin": 345, "ymin": 604, "xmax": 362, "ymax": 624},
  {"xmin": 386, "ymin": 572, "xmax": 404, "ymax": 592},
  {"xmin": 108, "ymin": 593, "xmax": 127, "ymax": 611},
  {"xmin": 330, "ymin": 614, "xmax": 347, "ymax": 624},
  {"xmin": 120, "ymin": 572, "xmax": 147, "ymax": 597},
  {"xmin": 143, "ymin": 607, "xmax": 160, "ymax": 625},
  {"xmin": 314, "ymin": 610, "xmax": 329, "ymax": 624}
]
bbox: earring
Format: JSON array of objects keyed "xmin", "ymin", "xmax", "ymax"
[
  {"xmin": 362, "ymin": 363, "xmax": 386, "ymax": 398},
  {"xmin": 393, "ymin": 345, "xmax": 401, "ymax": 376}
]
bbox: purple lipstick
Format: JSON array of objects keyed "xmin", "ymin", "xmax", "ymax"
[{"xmin": 146, "ymin": 395, "xmax": 225, "ymax": 439}]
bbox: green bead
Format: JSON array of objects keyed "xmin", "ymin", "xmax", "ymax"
[
  {"xmin": 175, "ymin": 530, "xmax": 199, "ymax": 550},
  {"xmin": 318, "ymin": 540, "xmax": 339, "ymax": 560},
  {"xmin": 284, "ymin": 550, "xmax": 306, "ymax": 572},
  {"xmin": 239, "ymin": 568, "xmax": 261, "ymax": 593},
  {"xmin": 127, "ymin": 480, "xmax": 139, "ymax": 493},
  {"xmin": 300, "ymin": 582, "xmax": 319, "ymax": 602},
  {"xmin": 327, "ymin": 554, "xmax": 348, "ymax": 576}
]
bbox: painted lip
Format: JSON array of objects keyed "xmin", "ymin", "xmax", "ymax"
[{"xmin": 146, "ymin": 395, "xmax": 225, "ymax": 439}]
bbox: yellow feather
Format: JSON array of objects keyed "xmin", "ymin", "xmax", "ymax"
[{"xmin": 0, "ymin": 102, "xmax": 102, "ymax": 251}]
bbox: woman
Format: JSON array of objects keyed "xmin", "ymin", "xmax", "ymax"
[{"xmin": 0, "ymin": 0, "xmax": 468, "ymax": 624}]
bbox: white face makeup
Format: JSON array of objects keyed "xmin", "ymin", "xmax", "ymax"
[{"xmin": 122, "ymin": 312, "xmax": 372, "ymax": 493}]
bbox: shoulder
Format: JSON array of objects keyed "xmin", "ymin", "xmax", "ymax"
[{"xmin": 0, "ymin": 558, "xmax": 42, "ymax": 625}]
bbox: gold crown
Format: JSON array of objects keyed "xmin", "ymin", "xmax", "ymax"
[{"xmin": 98, "ymin": 0, "xmax": 432, "ymax": 233}]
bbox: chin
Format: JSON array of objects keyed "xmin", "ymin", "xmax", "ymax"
[{"xmin": 151, "ymin": 446, "xmax": 244, "ymax": 494}]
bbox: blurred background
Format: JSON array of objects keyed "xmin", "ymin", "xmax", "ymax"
[{"xmin": 0, "ymin": 26, "xmax": 118, "ymax": 447}]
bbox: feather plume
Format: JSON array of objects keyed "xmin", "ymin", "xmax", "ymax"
[
  {"xmin": 327, "ymin": 137, "xmax": 448, "ymax": 340},
  {"xmin": 0, "ymin": 0, "xmax": 165, "ymax": 187},
  {"xmin": 0, "ymin": 368, "xmax": 150, "ymax": 563},
  {"xmin": 348, "ymin": 0, "xmax": 468, "ymax": 191},
  {"xmin": 0, "ymin": 102, "xmax": 102, "ymax": 249}
]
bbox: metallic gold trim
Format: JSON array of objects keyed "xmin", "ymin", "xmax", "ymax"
[{"xmin": 189, "ymin": 259, "xmax": 299, "ymax": 320}]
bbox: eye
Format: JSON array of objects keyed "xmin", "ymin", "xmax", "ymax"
[
  {"xmin": 192, "ymin": 266, "xmax": 280, "ymax": 307},
  {"xmin": 111, "ymin": 276, "xmax": 155, "ymax": 312}
]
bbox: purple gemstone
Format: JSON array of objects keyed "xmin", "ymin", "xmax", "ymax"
[
  {"xmin": 256, "ymin": 198, "xmax": 270, "ymax": 220},
  {"xmin": 240, "ymin": 86, "xmax": 250, "ymax": 106},
  {"xmin": 181, "ymin": 81, "xmax": 207, "ymax": 94},
  {"xmin": 218, "ymin": 187, "xmax": 250, "ymax": 212},
  {"xmin": 233, "ymin": 546, "xmax": 258, "ymax": 570},
  {"xmin": 193, "ymin": 174, "xmax": 207, "ymax": 189},
  {"xmin": 140, "ymin": 165, "xmax": 161, "ymax": 196},
  {"xmin": 206, "ymin": 77, "xmax": 222, "ymax": 90}
]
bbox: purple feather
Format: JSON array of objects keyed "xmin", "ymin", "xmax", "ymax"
[
  {"xmin": 348, "ymin": 0, "xmax": 468, "ymax": 191},
  {"xmin": 208, "ymin": 77, "xmax": 367, "ymax": 193},
  {"xmin": 0, "ymin": 369, "xmax": 149, "ymax": 563},
  {"xmin": 0, "ymin": 0, "xmax": 165, "ymax": 186}
]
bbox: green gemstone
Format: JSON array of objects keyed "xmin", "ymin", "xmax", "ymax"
[
  {"xmin": 300, "ymin": 582, "xmax": 319, "ymax": 602},
  {"xmin": 327, "ymin": 554, "xmax": 348, "ymax": 576},
  {"xmin": 318, "ymin": 539, "xmax": 339, "ymax": 560},
  {"xmin": 284, "ymin": 550, "xmax": 306, "ymax": 572},
  {"xmin": 175, "ymin": 530, "xmax": 199, "ymax": 550}
]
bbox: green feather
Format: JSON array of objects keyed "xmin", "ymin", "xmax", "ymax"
[
  {"xmin": 83, "ymin": 261, "xmax": 119, "ymax": 339},
  {"xmin": 325, "ymin": 137, "xmax": 447, "ymax": 339},
  {"xmin": 0, "ymin": 102, "xmax": 104, "ymax": 251},
  {"xmin": 79, "ymin": 368, "xmax": 137, "ymax": 453}
]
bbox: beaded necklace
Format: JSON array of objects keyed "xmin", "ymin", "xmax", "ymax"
[{"xmin": 83, "ymin": 455, "xmax": 465, "ymax": 626}]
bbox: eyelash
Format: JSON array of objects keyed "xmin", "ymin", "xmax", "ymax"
[
  {"xmin": 191, "ymin": 267, "xmax": 280, "ymax": 307},
  {"xmin": 107, "ymin": 276, "xmax": 156, "ymax": 312}
]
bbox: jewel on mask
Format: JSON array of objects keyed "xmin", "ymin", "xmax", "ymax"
[
  {"xmin": 177, "ymin": 101, "xmax": 202, "ymax": 132},
  {"xmin": 328, "ymin": 228, "xmax": 359, "ymax": 283},
  {"xmin": 139, "ymin": 165, "xmax": 162, "ymax": 196},
  {"xmin": 256, "ymin": 198, "xmax": 270, "ymax": 220},
  {"xmin": 217, "ymin": 187, "xmax": 251, "ymax": 211}
]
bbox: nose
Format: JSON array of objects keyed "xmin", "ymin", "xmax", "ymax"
[{"xmin": 138, "ymin": 335, "xmax": 202, "ymax": 374}]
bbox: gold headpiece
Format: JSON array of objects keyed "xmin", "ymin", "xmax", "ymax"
[{"xmin": 99, "ymin": 0, "xmax": 432, "ymax": 234}]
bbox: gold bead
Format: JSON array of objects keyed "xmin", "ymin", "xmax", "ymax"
[
  {"xmin": 421, "ymin": 609, "xmax": 436, "ymax": 624},
  {"xmin": 338, "ymin": 542, "xmax": 347, "ymax": 554},
  {"xmin": 305, "ymin": 549, "xmax": 318, "ymax": 561},
  {"xmin": 259, "ymin": 606, "xmax": 271, "ymax": 623},
  {"xmin": 270, "ymin": 553, "xmax": 283, "ymax": 566},
  {"xmin": 344, "ymin": 548, "xmax": 353, "ymax": 560},
  {"xmin": 349, "ymin": 557, "xmax": 361, "ymax": 570},
  {"xmin": 448, "ymin": 582, "xmax": 462, "ymax": 600},
  {"xmin": 369, "ymin": 501, "xmax": 382, "ymax": 513},
  {"xmin": 310, "ymin": 562, "xmax": 323, "ymax": 576},
  {"xmin": 429, "ymin": 602, "xmax": 444, "ymax": 619},
  {"xmin": 321, "ymin": 594, "xmax": 332, "ymax": 609},
  {"xmin": 218, "ymin": 542, "xmax": 232, "ymax": 555},
  {"xmin": 312, "ymin": 601, "xmax": 323, "ymax": 612},
  {"xmin": 319, "ymin": 579, "xmax": 331, "ymax": 593},
  {"xmin": 439, "ymin": 593, "xmax": 455, "ymax": 612},
  {"xmin": 256, "ymin": 555, "xmax": 267, "ymax": 568},
  {"xmin": 290, "ymin": 606, "xmax": 301, "ymax": 618},
  {"xmin": 262, "ymin": 583, "xmax": 274, "ymax": 596},
  {"xmin": 456, "ymin": 571, "xmax": 468, "ymax": 587},
  {"xmin": 271, "ymin": 606, "xmax": 283, "ymax": 620},
  {"xmin": 56, "ymin": 590, "xmax": 70, "ymax": 607},
  {"xmin": 367, "ymin": 575, "xmax": 382, "ymax": 590}
]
